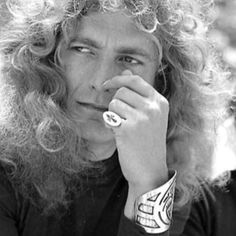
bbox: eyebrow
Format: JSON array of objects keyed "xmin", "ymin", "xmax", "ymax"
[
  {"xmin": 70, "ymin": 36, "xmax": 155, "ymax": 61},
  {"xmin": 116, "ymin": 47, "xmax": 154, "ymax": 61},
  {"xmin": 70, "ymin": 36, "xmax": 101, "ymax": 49}
]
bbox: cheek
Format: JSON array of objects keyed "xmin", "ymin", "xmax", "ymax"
[
  {"xmin": 65, "ymin": 63, "xmax": 91, "ymax": 95},
  {"xmin": 58, "ymin": 45, "xmax": 85, "ymax": 93},
  {"xmin": 140, "ymin": 66, "xmax": 156, "ymax": 86},
  {"xmin": 64, "ymin": 64, "xmax": 78, "ymax": 92}
]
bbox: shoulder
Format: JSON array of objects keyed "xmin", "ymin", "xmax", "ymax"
[
  {"xmin": 171, "ymin": 182, "xmax": 216, "ymax": 236},
  {"xmin": 180, "ymin": 175, "xmax": 236, "ymax": 236},
  {"xmin": 174, "ymin": 182, "xmax": 216, "ymax": 236},
  {"xmin": 210, "ymin": 171, "xmax": 236, "ymax": 205},
  {"xmin": 212, "ymin": 171, "xmax": 236, "ymax": 215}
]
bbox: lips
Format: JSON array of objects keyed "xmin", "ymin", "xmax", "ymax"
[{"xmin": 76, "ymin": 101, "xmax": 108, "ymax": 112}]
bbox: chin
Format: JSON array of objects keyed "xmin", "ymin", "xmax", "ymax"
[{"xmin": 80, "ymin": 120, "xmax": 114, "ymax": 144}]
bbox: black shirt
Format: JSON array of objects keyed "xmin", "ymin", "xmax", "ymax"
[
  {"xmin": 179, "ymin": 171, "xmax": 236, "ymax": 236},
  {"xmin": 0, "ymin": 152, "xmax": 168, "ymax": 236}
]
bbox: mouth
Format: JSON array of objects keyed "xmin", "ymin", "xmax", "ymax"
[{"xmin": 76, "ymin": 101, "xmax": 108, "ymax": 113}]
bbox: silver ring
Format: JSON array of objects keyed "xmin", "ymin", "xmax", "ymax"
[{"xmin": 103, "ymin": 111, "xmax": 122, "ymax": 127}]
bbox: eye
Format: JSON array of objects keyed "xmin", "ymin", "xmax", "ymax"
[
  {"xmin": 118, "ymin": 56, "xmax": 141, "ymax": 65},
  {"xmin": 70, "ymin": 45, "xmax": 93, "ymax": 54}
]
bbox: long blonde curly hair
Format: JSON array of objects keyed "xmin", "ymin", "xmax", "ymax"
[{"xmin": 0, "ymin": 0, "xmax": 231, "ymax": 213}]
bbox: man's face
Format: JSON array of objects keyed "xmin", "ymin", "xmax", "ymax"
[{"xmin": 60, "ymin": 10, "xmax": 159, "ymax": 146}]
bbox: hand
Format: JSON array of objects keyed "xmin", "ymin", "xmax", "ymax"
[{"xmin": 103, "ymin": 70, "xmax": 169, "ymax": 192}]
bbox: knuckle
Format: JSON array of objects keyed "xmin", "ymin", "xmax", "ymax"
[
  {"xmin": 160, "ymin": 97, "xmax": 169, "ymax": 113},
  {"xmin": 154, "ymin": 92, "xmax": 169, "ymax": 109},
  {"xmin": 117, "ymin": 87, "xmax": 128, "ymax": 97},
  {"xmin": 144, "ymin": 101, "xmax": 157, "ymax": 117},
  {"xmin": 144, "ymin": 98, "xmax": 169, "ymax": 118}
]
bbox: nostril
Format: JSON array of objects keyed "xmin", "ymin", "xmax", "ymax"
[
  {"xmin": 90, "ymin": 83, "xmax": 104, "ymax": 91},
  {"xmin": 90, "ymin": 79, "xmax": 112, "ymax": 92},
  {"xmin": 103, "ymin": 86, "xmax": 111, "ymax": 93}
]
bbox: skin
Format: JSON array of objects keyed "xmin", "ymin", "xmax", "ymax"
[{"xmin": 60, "ymin": 10, "xmax": 169, "ymax": 219}]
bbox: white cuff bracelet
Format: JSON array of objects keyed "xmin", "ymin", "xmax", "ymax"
[{"xmin": 134, "ymin": 170, "xmax": 177, "ymax": 234}]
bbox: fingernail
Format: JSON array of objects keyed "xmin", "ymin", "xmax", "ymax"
[
  {"xmin": 121, "ymin": 70, "xmax": 133, "ymax": 75},
  {"xmin": 102, "ymin": 80, "xmax": 110, "ymax": 87}
]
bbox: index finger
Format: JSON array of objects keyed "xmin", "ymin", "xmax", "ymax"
[{"xmin": 103, "ymin": 70, "xmax": 155, "ymax": 98}]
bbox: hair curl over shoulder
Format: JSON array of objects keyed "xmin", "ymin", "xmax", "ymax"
[{"xmin": 0, "ymin": 0, "xmax": 231, "ymax": 213}]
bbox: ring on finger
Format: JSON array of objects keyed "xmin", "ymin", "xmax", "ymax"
[{"xmin": 103, "ymin": 111, "xmax": 122, "ymax": 127}]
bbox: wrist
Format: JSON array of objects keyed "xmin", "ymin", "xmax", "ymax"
[
  {"xmin": 128, "ymin": 165, "xmax": 169, "ymax": 194},
  {"xmin": 134, "ymin": 170, "xmax": 177, "ymax": 234},
  {"xmin": 124, "ymin": 167, "xmax": 169, "ymax": 220}
]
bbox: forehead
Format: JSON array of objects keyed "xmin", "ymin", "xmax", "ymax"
[{"xmin": 69, "ymin": 11, "xmax": 159, "ymax": 60}]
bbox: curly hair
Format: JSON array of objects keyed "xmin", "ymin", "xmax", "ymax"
[{"xmin": 0, "ymin": 0, "xmax": 231, "ymax": 213}]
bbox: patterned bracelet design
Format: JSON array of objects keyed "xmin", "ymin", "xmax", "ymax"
[{"xmin": 134, "ymin": 170, "xmax": 177, "ymax": 234}]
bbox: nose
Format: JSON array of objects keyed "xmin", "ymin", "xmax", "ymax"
[{"xmin": 89, "ymin": 57, "xmax": 119, "ymax": 92}]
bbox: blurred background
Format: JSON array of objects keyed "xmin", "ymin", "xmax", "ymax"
[
  {"xmin": 209, "ymin": 0, "xmax": 236, "ymax": 177},
  {"xmin": 210, "ymin": 0, "xmax": 236, "ymax": 79}
]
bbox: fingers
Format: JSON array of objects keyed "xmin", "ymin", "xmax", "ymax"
[
  {"xmin": 106, "ymin": 70, "xmax": 168, "ymax": 111},
  {"xmin": 103, "ymin": 111, "xmax": 123, "ymax": 128},
  {"xmin": 113, "ymin": 86, "xmax": 145, "ymax": 109},
  {"xmin": 103, "ymin": 99, "xmax": 135, "ymax": 130},
  {"xmin": 103, "ymin": 70, "xmax": 169, "ymax": 131},
  {"xmin": 103, "ymin": 70, "xmax": 154, "ymax": 98},
  {"xmin": 108, "ymin": 98, "xmax": 136, "ymax": 120}
]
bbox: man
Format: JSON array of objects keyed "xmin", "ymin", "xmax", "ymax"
[{"xmin": 0, "ymin": 0, "xmax": 229, "ymax": 235}]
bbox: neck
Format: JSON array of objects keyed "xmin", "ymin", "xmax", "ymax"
[{"xmin": 87, "ymin": 139, "xmax": 116, "ymax": 161}]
